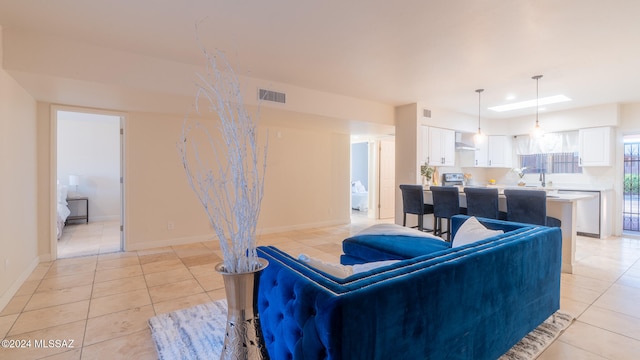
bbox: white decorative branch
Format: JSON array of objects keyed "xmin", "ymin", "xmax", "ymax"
[{"xmin": 179, "ymin": 48, "xmax": 267, "ymax": 273}]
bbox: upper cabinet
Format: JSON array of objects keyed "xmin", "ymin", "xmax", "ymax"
[
  {"xmin": 579, "ymin": 127, "xmax": 612, "ymax": 166},
  {"xmin": 474, "ymin": 135, "xmax": 512, "ymax": 168},
  {"xmin": 473, "ymin": 138, "xmax": 488, "ymax": 167},
  {"xmin": 427, "ymin": 127, "xmax": 455, "ymax": 166},
  {"xmin": 487, "ymin": 135, "xmax": 513, "ymax": 168}
]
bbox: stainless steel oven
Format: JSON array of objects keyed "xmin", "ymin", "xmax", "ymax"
[{"xmin": 442, "ymin": 173, "xmax": 464, "ymax": 187}]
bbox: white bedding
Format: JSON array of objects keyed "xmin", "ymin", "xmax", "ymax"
[
  {"xmin": 57, "ymin": 183, "xmax": 70, "ymax": 239},
  {"xmin": 351, "ymin": 180, "xmax": 368, "ymax": 211}
]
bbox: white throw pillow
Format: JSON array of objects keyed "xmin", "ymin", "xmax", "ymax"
[
  {"xmin": 298, "ymin": 254, "xmax": 399, "ymax": 278},
  {"xmin": 452, "ymin": 217, "xmax": 504, "ymax": 248},
  {"xmin": 352, "ymin": 260, "xmax": 399, "ymax": 274}
]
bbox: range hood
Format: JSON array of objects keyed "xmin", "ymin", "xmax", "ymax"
[{"xmin": 455, "ymin": 132, "xmax": 477, "ymax": 151}]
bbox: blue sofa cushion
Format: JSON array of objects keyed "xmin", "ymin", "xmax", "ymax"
[{"xmin": 341, "ymin": 225, "xmax": 450, "ymax": 264}]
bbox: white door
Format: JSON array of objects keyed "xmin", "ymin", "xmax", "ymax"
[{"xmin": 379, "ymin": 139, "xmax": 395, "ymax": 219}]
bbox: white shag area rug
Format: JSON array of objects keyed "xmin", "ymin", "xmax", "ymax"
[
  {"xmin": 500, "ymin": 310, "xmax": 575, "ymax": 360},
  {"xmin": 149, "ymin": 300, "xmax": 228, "ymax": 360},
  {"xmin": 149, "ymin": 299, "xmax": 573, "ymax": 360}
]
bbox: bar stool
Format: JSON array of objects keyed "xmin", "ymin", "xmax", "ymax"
[
  {"xmin": 430, "ymin": 186, "xmax": 464, "ymax": 241},
  {"xmin": 503, "ymin": 189, "xmax": 561, "ymax": 227},
  {"xmin": 464, "ymin": 187, "xmax": 499, "ymax": 219},
  {"xmin": 399, "ymin": 184, "xmax": 434, "ymax": 232}
]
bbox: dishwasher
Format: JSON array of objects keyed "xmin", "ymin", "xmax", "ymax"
[{"xmin": 557, "ymin": 190, "xmax": 601, "ymax": 238}]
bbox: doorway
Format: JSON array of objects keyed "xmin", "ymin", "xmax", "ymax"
[
  {"xmin": 349, "ymin": 137, "xmax": 395, "ymax": 220},
  {"xmin": 350, "ymin": 141, "xmax": 370, "ymax": 218},
  {"xmin": 53, "ymin": 108, "xmax": 124, "ymax": 258},
  {"xmin": 623, "ymin": 134, "xmax": 640, "ymax": 233}
]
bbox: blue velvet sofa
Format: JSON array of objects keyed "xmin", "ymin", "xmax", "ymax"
[{"xmin": 256, "ymin": 215, "xmax": 562, "ymax": 359}]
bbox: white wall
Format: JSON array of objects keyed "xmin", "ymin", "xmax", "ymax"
[
  {"xmin": 33, "ymin": 104, "xmax": 354, "ymax": 256},
  {"xmin": 57, "ymin": 111, "xmax": 120, "ymax": 221},
  {"xmin": 122, "ymin": 109, "xmax": 351, "ymax": 251},
  {"xmin": 0, "ymin": 26, "xmax": 40, "ymax": 310},
  {"xmin": 505, "ymin": 103, "xmax": 620, "ymax": 135},
  {"xmin": 394, "ymin": 103, "xmax": 421, "ymax": 225}
]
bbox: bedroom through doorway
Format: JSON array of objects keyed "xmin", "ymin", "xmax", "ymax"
[
  {"xmin": 350, "ymin": 137, "xmax": 395, "ymax": 221},
  {"xmin": 54, "ymin": 108, "xmax": 124, "ymax": 259}
]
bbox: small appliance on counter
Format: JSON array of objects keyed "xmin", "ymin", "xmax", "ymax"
[{"xmin": 442, "ymin": 173, "xmax": 465, "ymax": 187}]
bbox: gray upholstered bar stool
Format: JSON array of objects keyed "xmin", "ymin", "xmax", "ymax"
[
  {"xmin": 399, "ymin": 184, "xmax": 434, "ymax": 232},
  {"xmin": 430, "ymin": 186, "xmax": 464, "ymax": 241},
  {"xmin": 464, "ymin": 187, "xmax": 499, "ymax": 219},
  {"xmin": 503, "ymin": 189, "xmax": 561, "ymax": 227}
]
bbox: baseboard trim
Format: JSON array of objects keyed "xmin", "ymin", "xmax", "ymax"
[
  {"xmin": 125, "ymin": 234, "xmax": 214, "ymax": 252},
  {"xmin": 89, "ymin": 215, "xmax": 120, "ymax": 222},
  {"xmin": 257, "ymin": 219, "xmax": 350, "ymax": 235},
  {"xmin": 0, "ymin": 256, "xmax": 41, "ymax": 313},
  {"xmin": 125, "ymin": 219, "xmax": 350, "ymax": 252}
]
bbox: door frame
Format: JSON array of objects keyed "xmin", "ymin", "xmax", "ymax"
[
  {"xmin": 50, "ymin": 105, "xmax": 126, "ymax": 260},
  {"xmin": 622, "ymin": 133, "xmax": 640, "ymax": 235},
  {"xmin": 377, "ymin": 137, "xmax": 395, "ymax": 219}
]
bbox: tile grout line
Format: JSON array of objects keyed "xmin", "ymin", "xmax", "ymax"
[
  {"xmin": 2, "ymin": 261, "xmax": 53, "ymax": 339},
  {"xmin": 77, "ymin": 256, "xmax": 100, "ymax": 360},
  {"xmin": 557, "ymin": 241, "xmax": 640, "ymax": 358}
]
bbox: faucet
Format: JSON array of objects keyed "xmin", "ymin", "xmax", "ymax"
[{"xmin": 539, "ymin": 170, "xmax": 546, "ymax": 188}]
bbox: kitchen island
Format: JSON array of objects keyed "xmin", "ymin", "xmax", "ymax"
[{"xmin": 423, "ymin": 187, "xmax": 593, "ymax": 273}]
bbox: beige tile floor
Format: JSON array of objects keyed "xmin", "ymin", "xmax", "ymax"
[
  {"xmin": 1, "ymin": 216, "xmax": 640, "ymax": 359},
  {"xmin": 58, "ymin": 221, "xmax": 121, "ymax": 259}
]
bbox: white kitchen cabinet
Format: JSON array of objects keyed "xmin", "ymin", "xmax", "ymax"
[
  {"xmin": 487, "ymin": 135, "xmax": 512, "ymax": 167},
  {"xmin": 579, "ymin": 127, "xmax": 612, "ymax": 166},
  {"xmin": 428, "ymin": 127, "xmax": 455, "ymax": 166},
  {"xmin": 474, "ymin": 135, "xmax": 512, "ymax": 167},
  {"xmin": 473, "ymin": 138, "xmax": 488, "ymax": 167}
]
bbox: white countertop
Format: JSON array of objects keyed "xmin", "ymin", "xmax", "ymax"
[
  {"xmin": 454, "ymin": 183, "xmax": 613, "ymax": 192},
  {"xmin": 424, "ymin": 186, "xmax": 595, "ymax": 202}
]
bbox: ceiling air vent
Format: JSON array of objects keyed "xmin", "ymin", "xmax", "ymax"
[
  {"xmin": 258, "ymin": 88, "xmax": 286, "ymax": 104},
  {"xmin": 423, "ymin": 109, "xmax": 431, "ymax": 118}
]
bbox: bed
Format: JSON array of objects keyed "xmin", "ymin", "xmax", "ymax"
[
  {"xmin": 57, "ymin": 182, "xmax": 71, "ymax": 239},
  {"xmin": 351, "ymin": 180, "xmax": 368, "ymax": 212}
]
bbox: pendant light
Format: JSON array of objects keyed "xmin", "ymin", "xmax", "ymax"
[
  {"xmin": 473, "ymin": 88, "xmax": 486, "ymax": 144},
  {"xmin": 531, "ymin": 75, "xmax": 545, "ymax": 138}
]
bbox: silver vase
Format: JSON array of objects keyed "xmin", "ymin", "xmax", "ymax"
[{"xmin": 215, "ymin": 258, "xmax": 269, "ymax": 360}]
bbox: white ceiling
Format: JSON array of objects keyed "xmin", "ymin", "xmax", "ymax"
[{"xmin": 1, "ymin": 0, "xmax": 640, "ymax": 119}]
